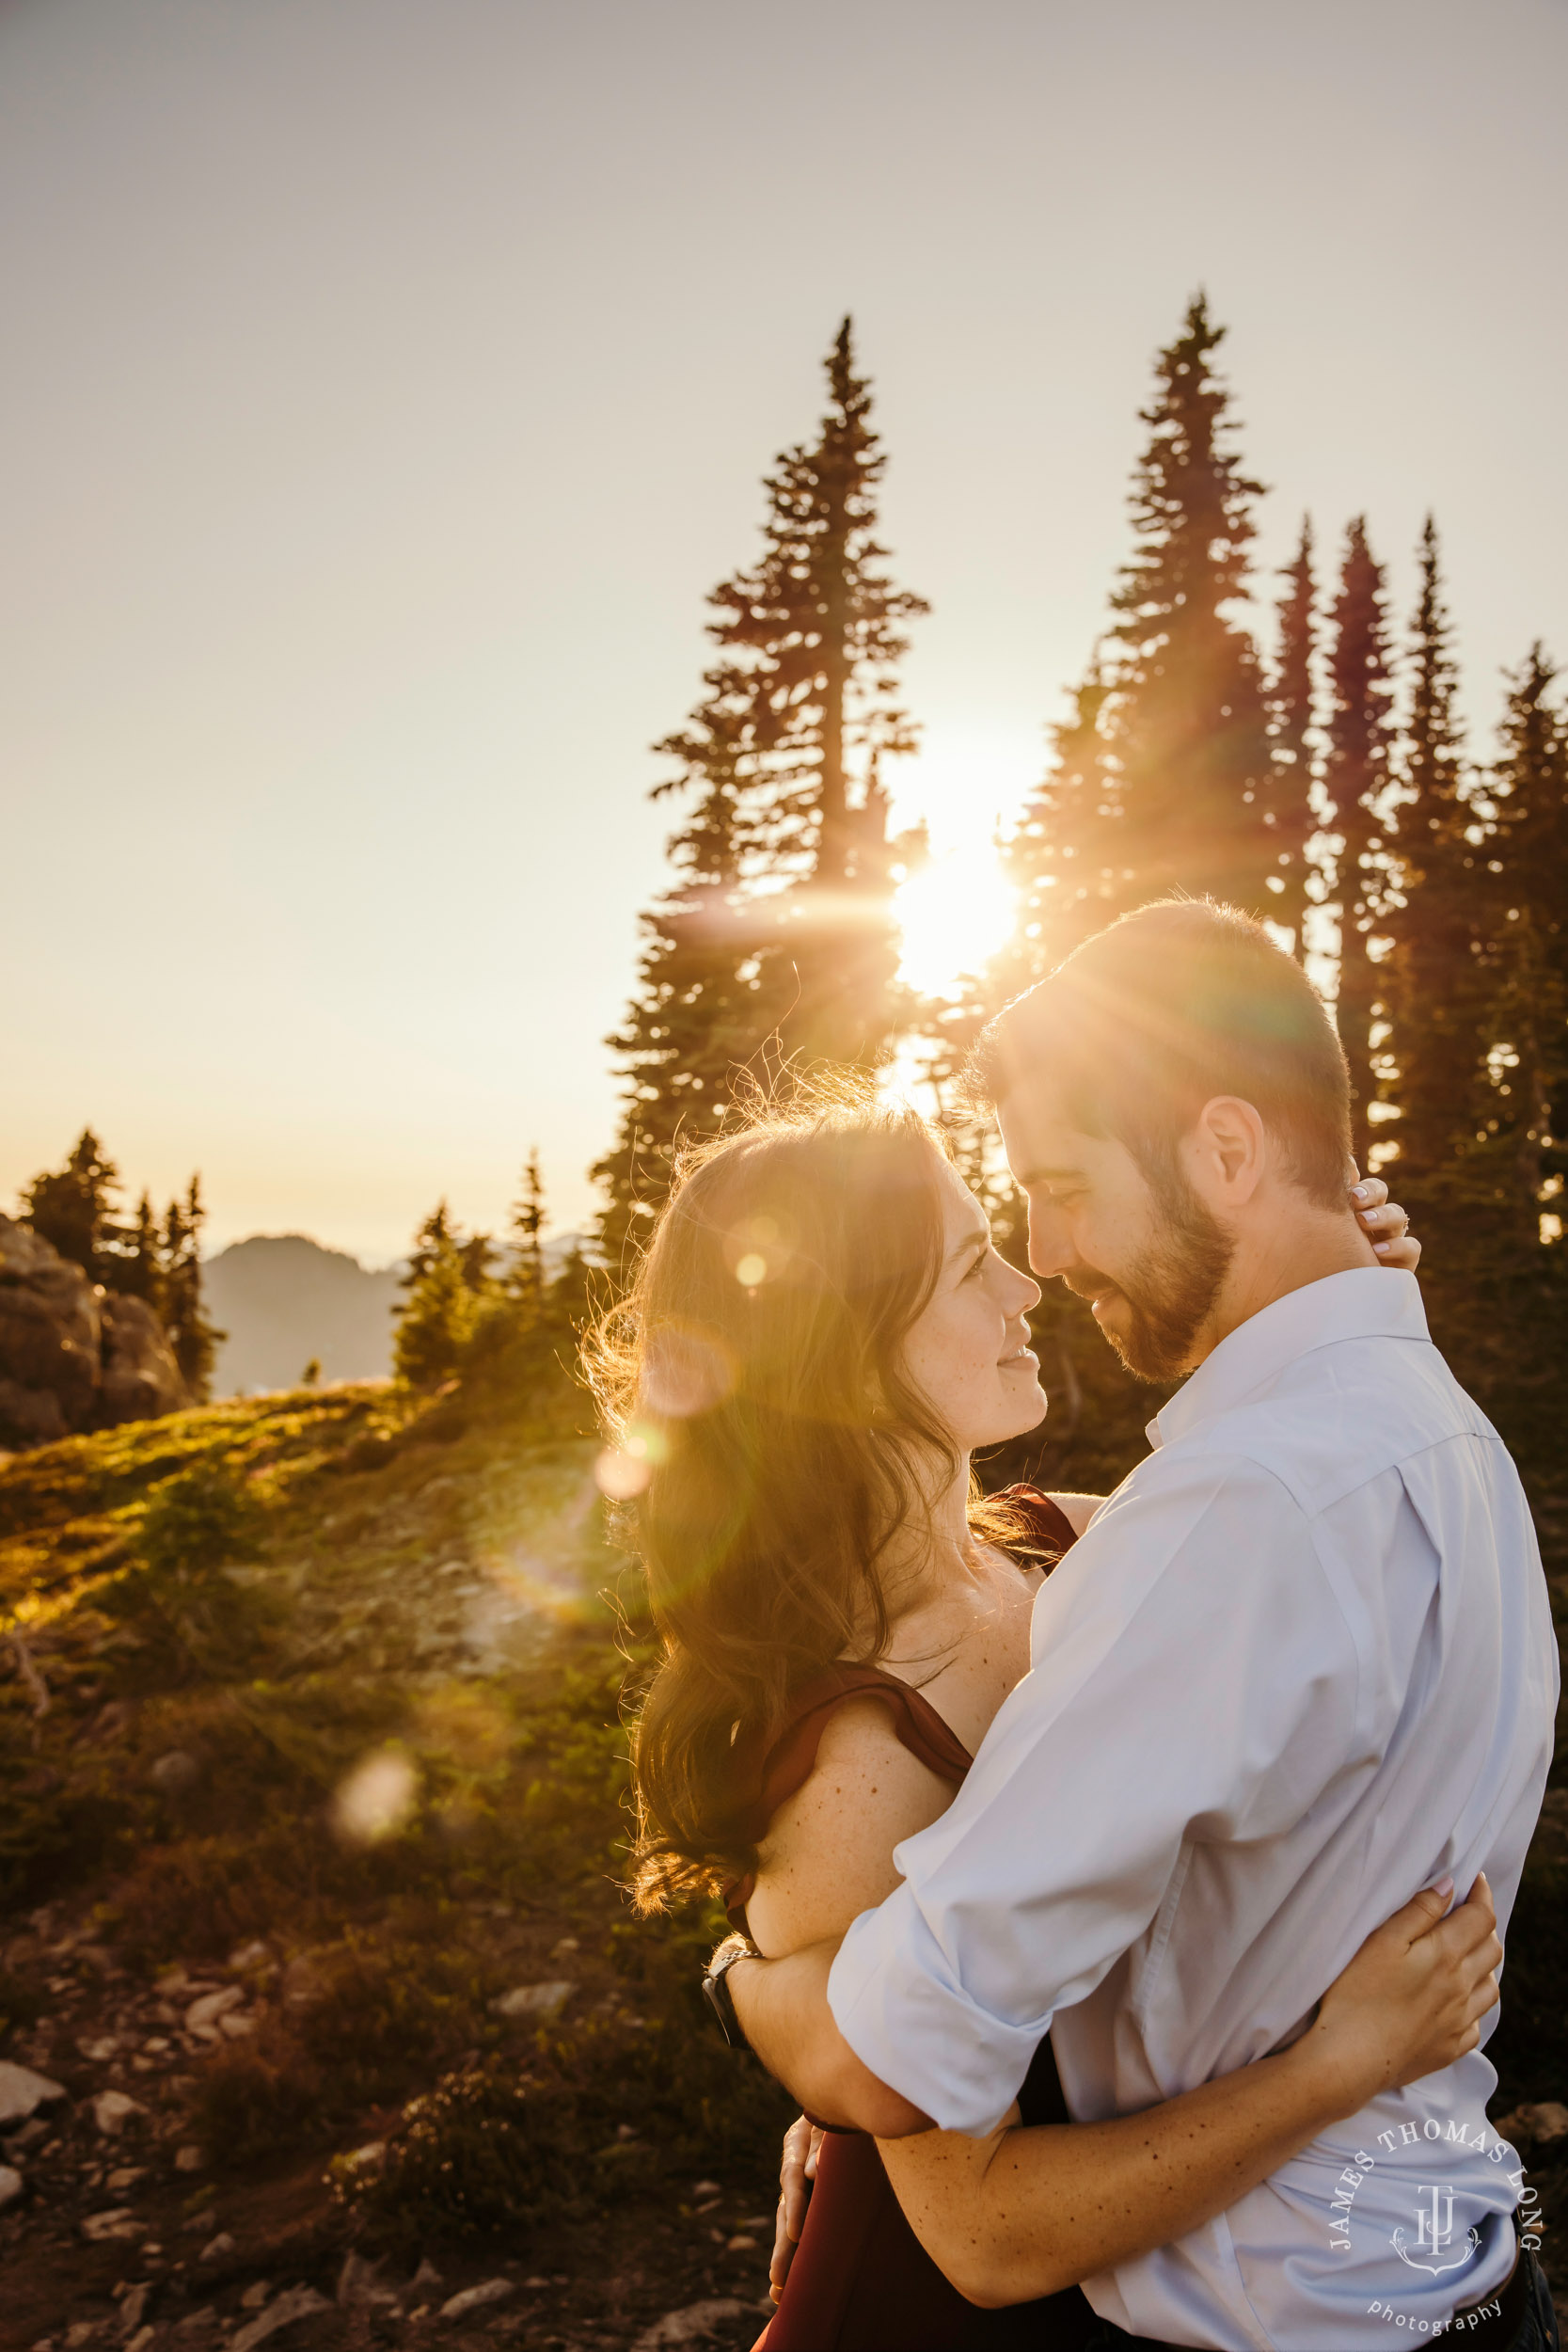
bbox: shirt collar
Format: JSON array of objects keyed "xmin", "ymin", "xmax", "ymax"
[{"xmin": 1146, "ymin": 1268, "xmax": 1431, "ymax": 1452}]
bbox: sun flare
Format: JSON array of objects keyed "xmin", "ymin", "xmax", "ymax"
[{"xmin": 895, "ymin": 844, "xmax": 1017, "ymax": 999}]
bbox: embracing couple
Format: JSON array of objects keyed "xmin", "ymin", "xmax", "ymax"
[{"xmin": 596, "ymin": 900, "xmax": 1560, "ymax": 2351}]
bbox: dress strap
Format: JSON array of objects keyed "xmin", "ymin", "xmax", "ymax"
[{"xmin": 724, "ymin": 1486, "xmax": 1079, "ymax": 1927}]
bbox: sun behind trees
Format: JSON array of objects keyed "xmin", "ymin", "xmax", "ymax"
[{"xmin": 594, "ymin": 318, "xmax": 927, "ymax": 1274}]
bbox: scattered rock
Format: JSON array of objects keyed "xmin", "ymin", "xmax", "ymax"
[
  {"xmin": 230, "ymin": 2285, "xmax": 332, "ymax": 2352},
  {"xmin": 78, "ymin": 2035, "xmax": 121, "ymax": 2061},
  {"xmin": 690, "ymin": 2180, "xmax": 721, "ymax": 2198},
  {"xmin": 240, "ymin": 2285, "xmax": 273, "ymax": 2311},
  {"xmin": 0, "ymin": 2162, "xmax": 24, "ymax": 2209},
  {"xmin": 82, "ymin": 2209, "xmax": 146, "ymax": 2242},
  {"xmin": 725, "ymin": 2235, "xmax": 758, "ymax": 2251},
  {"xmin": 93, "ymin": 2090, "xmax": 146, "ymax": 2137},
  {"xmin": 337, "ymin": 2249, "xmax": 395, "ymax": 2307},
  {"xmin": 281, "ymin": 1956, "xmax": 325, "ymax": 2011},
  {"xmin": 174, "ymin": 2144, "xmax": 205, "ymax": 2172},
  {"xmin": 198, "ymin": 2232, "xmax": 235, "ymax": 2262},
  {"xmin": 150, "ymin": 1752, "xmax": 201, "ymax": 1796},
  {"xmin": 126, "ymin": 2332, "xmax": 156, "ymax": 2352},
  {"xmin": 438, "ymin": 2280, "xmax": 515, "ymax": 2319},
  {"xmin": 107, "ymin": 2167, "xmax": 147, "ymax": 2191},
  {"xmin": 410, "ymin": 2259, "xmax": 443, "ymax": 2292},
  {"xmin": 228, "ymin": 1941, "xmax": 271, "ymax": 1971},
  {"xmin": 549, "ymin": 1934, "xmax": 579, "ymax": 1959},
  {"xmin": 119, "ymin": 2284, "xmax": 151, "ymax": 2335},
  {"xmin": 0, "ymin": 2060, "xmax": 67, "ymax": 2124},
  {"xmin": 185, "ymin": 1986, "xmax": 245, "ymax": 2037},
  {"xmin": 490, "ymin": 1979, "xmax": 576, "ymax": 2021},
  {"xmin": 1495, "ymin": 2100, "xmax": 1568, "ymax": 2147},
  {"xmin": 631, "ymin": 2303, "xmax": 747, "ymax": 2350}
]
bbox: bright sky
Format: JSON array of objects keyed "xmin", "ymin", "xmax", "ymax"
[{"xmin": 3, "ymin": 0, "xmax": 1564, "ymax": 1261}]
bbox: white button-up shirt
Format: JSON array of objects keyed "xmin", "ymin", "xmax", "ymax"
[{"xmin": 829, "ymin": 1270, "xmax": 1557, "ymax": 2350}]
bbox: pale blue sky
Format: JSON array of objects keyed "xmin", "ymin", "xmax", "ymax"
[{"xmin": 2, "ymin": 0, "xmax": 1564, "ymax": 1258}]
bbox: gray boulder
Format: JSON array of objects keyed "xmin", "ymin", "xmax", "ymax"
[{"xmin": 0, "ymin": 1215, "xmax": 187, "ymax": 1445}]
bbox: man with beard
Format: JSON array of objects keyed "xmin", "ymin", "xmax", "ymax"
[{"xmin": 719, "ymin": 899, "xmax": 1559, "ymax": 2350}]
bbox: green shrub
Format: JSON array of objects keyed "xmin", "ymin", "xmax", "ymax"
[{"xmin": 104, "ymin": 1462, "xmax": 280, "ymax": 1678}]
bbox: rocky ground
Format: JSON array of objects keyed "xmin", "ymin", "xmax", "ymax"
[
  {"xmin": 0, "ymin": 1379, "xmax": 791, "ymax": 2352},
  {"xmin": 1, "ymin": 1369, "xmax": 1562, "ymax": 2352},
  {"xmin": 0, "ymin": 1907, "xmax": 779, "ymax": 2351}
]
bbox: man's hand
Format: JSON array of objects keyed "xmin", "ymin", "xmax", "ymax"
[
  {"xmin": 724, "ymin": 1940, "xmax": 933, "ymax": 2137},
  {"xmin": 768, "ymin": 2114, "xmax": 824, "ymax": 2304}
]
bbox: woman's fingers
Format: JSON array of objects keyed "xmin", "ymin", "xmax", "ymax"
[
  {"xmin": 1350, "ymin": 1179, "xmax": 1420, "ymax": 1268},
  {"xmin": 771, "ymin": 2113, "xmax": 815, "ymax": 2299},
  {"xmin": 1420, "ymin": 1873, "xmax": 1497, "ymax": 1960}
]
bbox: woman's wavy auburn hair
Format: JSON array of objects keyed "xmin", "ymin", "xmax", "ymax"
[{"xmin": 585, "ymin": 1079, "xmax": 1041, "ymax": 1914}]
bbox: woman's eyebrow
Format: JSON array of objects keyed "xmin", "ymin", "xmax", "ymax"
[{"xmin": 945, "ymin": 1224, "xmax": 991, "ymax": 1265}]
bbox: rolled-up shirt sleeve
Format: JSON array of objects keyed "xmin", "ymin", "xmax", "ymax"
[{"xmin": 826, "ymin": 1449, "xmax": 1359, "ymax": 2135}]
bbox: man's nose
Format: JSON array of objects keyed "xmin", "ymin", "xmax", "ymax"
[{"xmin": 1026, "ymin": 1202, "xmax": 1075, "ymax": 1280}]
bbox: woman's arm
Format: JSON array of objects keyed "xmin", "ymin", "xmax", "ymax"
[{"xmin": 878, "ymin": 1876, "xmax": 1501, "ymax": 2309}]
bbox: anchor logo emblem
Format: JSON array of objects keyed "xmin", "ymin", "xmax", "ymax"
[{"xmin": 1391, "ymin": 2185, "xmax": 1481, "ymax": 2278}]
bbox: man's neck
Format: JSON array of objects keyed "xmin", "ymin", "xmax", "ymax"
[{"xmin": 1193, "ymin": 1200, "xmax": 1381, "ymax": 1366}]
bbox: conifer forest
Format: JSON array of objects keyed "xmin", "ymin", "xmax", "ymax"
[{"xmin": 3, "ymin": 302, "xmax": 1565, "ymax": 2350}]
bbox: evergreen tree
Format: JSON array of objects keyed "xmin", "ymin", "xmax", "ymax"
[
  {"xmin": 999, "ymin": 663, "xmax": 1119, "ymax": 984},
  {"xmin": 998, "ymin": 297, "xmax": 1286, "ymax": 989},
  {"xmin": 1380, "ymin": 519, "xmax": 1492, "ymax": 1205},
  {"xmin": 1324, "ymin": 517, "xmax": 1396, "ymax": 1171},
  {"xmin": 21, "ymin": 1129, "xmax": 121, "ymax": 1279},
  {"xmin": 115, "ymin": 1191, "xmax": 167, "ymax": 1310},
  {"xmin": 597, "ymin": 319, "xmax": 926, "ymax": 1266},
  {"xmin": 162, "ymin": 1177, "xmax": 223, "ymax": 1401},
  {"xmin": 1487, "ymin": 647, "xmax": 1568, "ymax": 1237},
  {"xmin": 1099, "ymin": 294, "xmax": 1280, "ymax": 914},
  {"xmin": 508, "ymin": 1150, "xmax": 547, "ymax": 1318},
  {"xmin": 394, "ymin": 1203, "xmax": 479, "ymax": 1389},
  {"xmin": 1265, "ymin": 516, "xmax": 1321, "ymax": 947}
]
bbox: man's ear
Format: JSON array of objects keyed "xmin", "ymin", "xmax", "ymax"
[{"xmin": 1187, "ymin": 1096, "xmax": 1268, "ymax": 1204}]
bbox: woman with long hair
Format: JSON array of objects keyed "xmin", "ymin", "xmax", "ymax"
[{"xmin": 589, "ymin": 1089, "xmax": 1500, "ymax": 2351}]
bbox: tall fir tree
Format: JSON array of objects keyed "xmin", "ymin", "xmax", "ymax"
[
  {"xmin": 22, "ymin": 1129, "xmax": 121, "ymax": 1280},
  {"xmin": 508, "ymin": 1150, "xmax": 547, "ymax": 1318},
  {"xmin": 998, "ymin": 296, "xmax": 1291, "ymax": 993},
  {"xmin": 998, "ymin": 663, "xmax": 1119, "ymax": 986},
  {"xmin": 115, "ymin": 1191, "xmax": 166, "ymax": 1309},
  {"xmin": 1101, "ymin": 294, "xmax": 1281, "ymax": 914},
  {"xmin": 1265, "ymin": 516, "xmax": 1320, "ymax": 947},
  {"xmin": 1380, "ymin": 519, "xmax": 1492, "ymax": 1208},
  {"xmin": 394, "ymin": 1202, "xmax": 482, "ymax": 1388},
  {"xmin": 1324, "ymin": 517, "xmax": 1396, "ymax": 1172},
  {"xmin": 161, "ymin": 1177, "xmax": 223, "ymax": 1401},
  {"xmin": 1487, "ymin": 647, "xmax": 1568, "ymax": 1238},
  {"xmin": 597, "ymin": 319, "xmax": 926, "ymax": 1269}
]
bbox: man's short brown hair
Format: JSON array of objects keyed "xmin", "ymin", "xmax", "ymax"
[{"xmin": 970, "ymin": 899, "xmax": 1354, "ymax": 1209}]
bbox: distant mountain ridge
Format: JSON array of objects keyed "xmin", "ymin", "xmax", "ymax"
[{"xmin": 204, "ymin": 1234, "xmax": 402, "ymax": 1394}]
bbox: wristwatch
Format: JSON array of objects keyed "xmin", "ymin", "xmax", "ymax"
[{"xmin": 703, "ymin": 1931, "xmax": 763, "ymax": 2050}]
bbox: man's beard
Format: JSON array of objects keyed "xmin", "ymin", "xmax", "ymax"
[{"xmin": 1067, "ymin": 1162, "xmax": 1235, "ymax": 1383}]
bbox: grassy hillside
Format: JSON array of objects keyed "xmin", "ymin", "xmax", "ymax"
[
  {"xmin": 1, "ymin": 1354, "xmax": 1562, "ymax": 2351},
  {"xmin": 0, "ymin": 1375, "xmax": 793, "ymax": 2352}
]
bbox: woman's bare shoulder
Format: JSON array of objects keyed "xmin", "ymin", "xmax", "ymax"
[{"xmin": 744, "ymin": 1696, "xmax": 956, "ymax": 1958}]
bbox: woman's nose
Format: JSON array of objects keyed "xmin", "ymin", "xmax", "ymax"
[{"xmin": 1004, "ymin": 1259, "xmax": 1042, "ymax": 1312}]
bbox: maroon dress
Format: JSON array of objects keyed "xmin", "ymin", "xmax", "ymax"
[{"xmin": 738, "ymin": 1488, "xmax": 1101, "ymax": 2352}]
